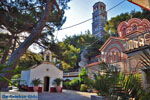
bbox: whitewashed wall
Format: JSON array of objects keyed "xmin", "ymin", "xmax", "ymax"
[
  {"xmin": 20, "ymin": 62, "xmax": 63, "ymax": 90},
  {"xmin": 20, "ymin": 70, "xmax": 30, "ymax": 86},
  {"xmin": 29, "ymin": 63, "xmax": 63, "ymax": 87}
]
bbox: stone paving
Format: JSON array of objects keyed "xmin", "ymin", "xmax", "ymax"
[{"xmin": 38, "ymin": 90, "xmax": 97, "ymax": 100}]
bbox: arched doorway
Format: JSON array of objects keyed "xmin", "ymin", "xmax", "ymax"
[{"xmin": 44, "ymin": 76, "xmax": 50, "ymax": 92}]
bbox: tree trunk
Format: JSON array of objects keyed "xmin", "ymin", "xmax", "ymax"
[
  {"xmin": 0, "ymin": 61, "xmax": 19, "ymax": 91},
  {"xmin": 7, "ymin": 0, "xmax": 52, "ymax": 66},
  {"xmin": 0, "ymin": 0, "xmax": 53, "ymax": 91},
  {"xmin": 0, "ymin": 72, "xmax": 12, "ymax": 91}
]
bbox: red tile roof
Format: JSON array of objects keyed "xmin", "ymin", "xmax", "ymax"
[
  {"xmin": 86, "ymin": 62, "xmax": 101, "ymax": 67},
  {"xmin": 99, "ymin": 36, "xmax": 125, "ymax": 51}
]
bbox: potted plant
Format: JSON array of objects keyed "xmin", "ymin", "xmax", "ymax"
[
  {"xmin": 31, "ymin": 78, "xmax": 42, "ymax": 92},
  {"xmin": 53, "ymin": 78, "xmax": 62, "ymax": 92}
]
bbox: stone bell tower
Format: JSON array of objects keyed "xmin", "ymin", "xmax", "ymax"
[
  {"xmin": 92, "ymin": 1, "xmax": 107, "ymax": 38},
  {"xmin": 44, "ymin": 50, "xmax": 52, "ymax": 62}
]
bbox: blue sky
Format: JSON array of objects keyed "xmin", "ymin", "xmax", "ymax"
[{"xmin": 54, "ymin": 0, "xmax": 142, "ymax": 41}]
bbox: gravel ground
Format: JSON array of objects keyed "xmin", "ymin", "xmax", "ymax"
[{"xmin": 38, "ymin": 90, "xmax": 97, "ymax": 100}]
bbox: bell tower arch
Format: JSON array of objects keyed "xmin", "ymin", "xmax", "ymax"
[{"xmin": 44, "ymin": 50, "xmax": 52, "ymax": 62}]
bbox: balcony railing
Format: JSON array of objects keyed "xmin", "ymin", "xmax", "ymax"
[
  {"xmin": 125, "ymin": 31, "xmax": 150, "ymax": 51},
  {"xmin": 63, "ymin": 72, "xmax": 79, "ymax": 77}
]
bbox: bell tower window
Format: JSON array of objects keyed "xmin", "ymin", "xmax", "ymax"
[{"xmin": 44, "ymin": 50, "xmax": 52, "ymax": 62}]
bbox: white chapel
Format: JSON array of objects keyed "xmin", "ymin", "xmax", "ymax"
[{"xmin": 20, "ymin": 50, "xmax": 63, "ymax": 92}]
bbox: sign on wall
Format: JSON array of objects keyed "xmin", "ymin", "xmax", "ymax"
[
  {"xmin": 0, "ymin": 92, "xmax": 38, "ymax": 100},
  {"xmin": 128, "ymin": 0, "xmax": 150, "ymax": 11}
]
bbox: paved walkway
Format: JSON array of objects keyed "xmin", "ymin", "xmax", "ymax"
[{"xmin": 38, "ymin": 90, "xmax": 97, "ymax": 100}]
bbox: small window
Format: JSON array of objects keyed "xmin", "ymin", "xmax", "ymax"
[
  {"xmin": 132, "ymin": 25, "xmax": 137, "ymax": 31},
  {"xmin": 122, "ymin": 28, "xmax": 126, "ymax": 35}
]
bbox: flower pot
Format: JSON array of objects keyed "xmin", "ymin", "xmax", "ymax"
[
  {"xmin": 33, "ymin": 86, "xmax": 39, "ymax": 92},
  {"xmin": 56, "ymin": 86, "xmax": 62, "ymax": 92}
]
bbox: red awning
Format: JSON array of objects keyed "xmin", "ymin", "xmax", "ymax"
[{"xmin": 128, "ymin": 0, "xmax": 150, "ymax": 11}]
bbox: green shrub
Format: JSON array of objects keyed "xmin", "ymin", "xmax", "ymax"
[
  {"xmin": 84, "ymin": 77, "xmax": 94, "ymax": 88},
  {"xmin": 69, "ymin": 78, "xmax": 80, "ymax": 90},
  {"xmin": 93, "ymin": 73, "xmax": 116, "ymax": 96},
  {"xmin": 80, "ymin": 84, "xmax": 88, "ymax": 92},
  {"xmin": 63, "ymin": 78, "xmax": 81, "ymax": 90},
  {"xmin": 63, "ymin": 81, "xmax": 70, "ymax": 89},
  {"xmin": 79, "ymin": 68, "xmax": 88, "ymax": 84}
]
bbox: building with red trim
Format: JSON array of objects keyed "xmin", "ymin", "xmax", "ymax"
[{"xmin": 87, "ymin": 18, "xmax": 150, "ymax": 87}]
